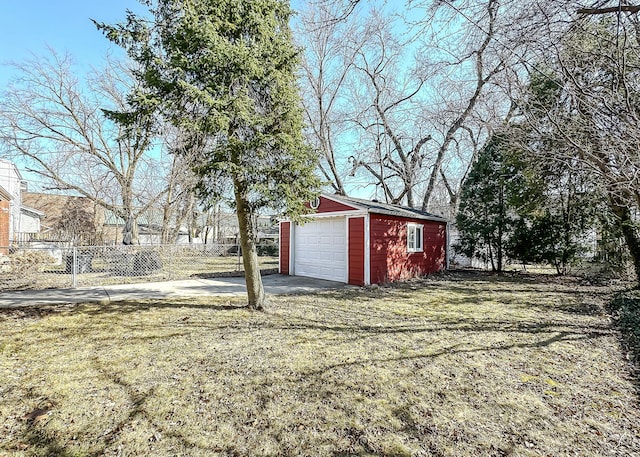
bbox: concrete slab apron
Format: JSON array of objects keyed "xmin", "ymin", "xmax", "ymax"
[
  {"xmin": 103, "ymin": 275, "xmax": 347, "ymax": 300},
  {"xmin": 0, "ymin": 275, "xmax": 347, "ymax": 308},
  {"xmin": 0, "ymin": 287, "xmax": 110, "ymax": 308},
  {"xmin": 102, "ymin": 278, "xmax": 249, "ymax": 302}
]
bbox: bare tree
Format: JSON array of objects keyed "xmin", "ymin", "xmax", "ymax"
[
  {"xmin": 155, "ymin": 127, "xmax": 201, "ymax": 244},
  {"xmin": 410, "ymin": 0, "xmax": 510, "ymax": 211},
  {"xmin": 296, "ymin": 2, "xmax": 365, "ymax": 195},
  {"xmin": 518, "ymin": 2, "xmax": 640, "ymax": 279},
  {"xmin": 301, "ymin": 0, "xmax": 524, "ymax": 214},
  {"xmin": 0, "ymin": 50, "xmax": 163, "ymax": 244},
  {"xmin": 345, "ymin": 11, "xmax": 434, "ymax": 207},
  {"xmin": 297, "ymin": 0, "xmax": 590, "ymax": 219}
]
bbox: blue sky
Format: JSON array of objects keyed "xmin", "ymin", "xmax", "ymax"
[
  {"xmin": 0, "ymin": 1, "xmax": 145, "ymax": 86},
  {"xmin": 0, "ymin": 1, "xmax": 148, "ymax": 190}
]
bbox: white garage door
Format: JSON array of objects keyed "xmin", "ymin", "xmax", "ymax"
[{"xmin": 294, "ymin": 217, "xmax": 346, "ymax": 282}]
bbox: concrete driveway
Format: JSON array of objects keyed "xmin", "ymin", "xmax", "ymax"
[{"xmin": 0, "ymin": 275, "xmax": 348, "ymax": 308}]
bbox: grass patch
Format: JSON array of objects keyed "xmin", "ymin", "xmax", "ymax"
[{"xmin": 1, "ymin": 273, "xmax": 639, "ymax": 456}]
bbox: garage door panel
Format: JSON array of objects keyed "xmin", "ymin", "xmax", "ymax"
[{"xmin": 294, "ymin": 217, "xmax": 346, "ymax": 282}]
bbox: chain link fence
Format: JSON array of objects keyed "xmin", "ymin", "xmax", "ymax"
[{"xmin": 0, "ymin": 243, "xmax": 279, "ymax": 291}]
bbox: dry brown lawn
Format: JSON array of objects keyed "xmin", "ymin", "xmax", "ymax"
[{"xmin": 0, "ymin": 272, "xmax": 638, "ymax": 456}]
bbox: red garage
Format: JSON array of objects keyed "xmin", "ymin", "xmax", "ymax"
[{"xmin": 279, "ymin": 194, "xmax": 448, "ymax": 286}]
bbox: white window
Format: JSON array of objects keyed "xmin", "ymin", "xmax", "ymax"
[{"xmin": 407, "ymin": 223, "xmax": 423, "ymax": 252}]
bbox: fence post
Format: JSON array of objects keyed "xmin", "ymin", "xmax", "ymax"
[
  {"xmin": 237, "ymin": 243, "xmax": 241, "ymax": 271},
  {"xmin": 72, "ymin": 247, "xmax": 77, "ymax": 288}
]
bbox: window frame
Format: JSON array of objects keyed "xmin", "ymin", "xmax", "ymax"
[{"xmin": 407, "ymin": 223, "xmax": 424, "ymax": 253}]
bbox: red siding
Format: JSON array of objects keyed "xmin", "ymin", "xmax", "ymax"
[
  {"xmin": 279, "ymin": 221, "xmax": 290, "ymax": 275},
  {"xmin": 369, "ymin": 214, "xmax": 446, "ymax": 284},
  {"xmin": 316, "ymin": 196, "xmax": 358, "ymax": 213},
  {"xmin": 348, "ymin": 217, "xmax": 365, "ymax": 286}
]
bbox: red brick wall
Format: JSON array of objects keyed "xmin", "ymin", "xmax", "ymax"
[
  {"xmin": 370, "ymin": 215, "xmax": 446, "ymax": 284},
  {"xmin": 0, "ymin": 200, "xmax": 10, "ymax": 254}
]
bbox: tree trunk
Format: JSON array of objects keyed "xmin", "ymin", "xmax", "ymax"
[
  {"xmin": 234, "ymin": 177, "xmax": 266, "ymax": 310},
  {"xmin": 610, "ymin": 201, "xmax": 640, "ymax": 283},
  {"xmin": 161, "ymin": 176, "xmax": 175, "ymax": 244},
  {"xmin": 488, "ymin": 241, "xmax": 496, "ymax": 271},
  {"xmin": 132, "ymin": 219, "xmax": 139, "ymax": 245},
  {"xmin": 496, "ymin": 180, "xmax": 504, "ymax": 272},
  {"xmin": 121, "ymin": 204, "xmax": 139, "ymax": 245}
]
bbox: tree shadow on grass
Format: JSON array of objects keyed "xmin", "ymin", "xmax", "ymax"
[
  {"xmin": 308, "ymin": 329, "xmax": 604, "ymax": 376},
  {"xmin": 16, "ymin": 427, "xmax": 77, "ymax": 457},
  {"xmin": 14, "ymin": 359, "xmax": 216, "ymax": 457},
  {"xmin": 309, "ymin": 285, "xmax": 609, "ymax": 319},
  {"xmin": 3, "ymin": 282, "xmax": 631, "ymax": 456},
  {"xmin": 9, "ymin": 275, "xmax": 614, "ymax": 346},
  {"xmin": 8, "ymin": 387, "xmax": 77, "ymax": 457},
  {"xmin": 0, "ymin": 299, "xmax": 247, "ymax": 323},
  {"xmin": 85, "ymin": 359, "xmax": 158, "ymax": 457},
  {"xmin": 0, "ymin": 302, "xmax": 79, "ymax": 321}
]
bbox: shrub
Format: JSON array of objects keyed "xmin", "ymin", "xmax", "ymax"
[
  {"xmin": 133, "ymin": 251, "xmax": 162, "ymax": 275},
  {"xmin": 257, "ymin": 243, "xmax": 278, "ymax": 257},
  {"xmin": 9, "ymin": 250, "xmax": 55, "ymax": 275},
  {"xmin": 609, "ymin": 291, "xmax": 640, "ymax": 370}
]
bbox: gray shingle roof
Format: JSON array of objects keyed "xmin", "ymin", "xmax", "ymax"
[{"xmin": 325, "ymin": 194, "xmax": 447, "ymax": 222}]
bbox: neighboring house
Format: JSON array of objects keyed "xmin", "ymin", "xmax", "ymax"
[
  {"xmin": 0, "ymin": 185, "xmax": 12, "ymax": 252},
  {"xmin": 103, "ymin": 208, "xmax": 277, "ymax": 245},
  {"xmin": 0, "ymin": 160, "xmax": 43, "ymax": 245},
  {"xmin": 279, "ymin": 194, "xmax": 448, "ymax": 286},
  {"xmin": 19, "ymin": 207, "xmax": 44, "ymax": 233},
  {"xmin": 23, "ymin": 191, "xmax": 279, "ymax": 246},
  {"xmin": 22, "ymin": 192, "xmax": 103, "ymax": 245},
  {"xmin": 447, "ymin": 224, "xmax": 489, "ymax": 270},
  {"xmin": 25, "ymin": 195, "xmax": 164, "ymax": 245},
  {"xmin": 199, "ymin": 212, "xmax": 278, "ymax": 244}
]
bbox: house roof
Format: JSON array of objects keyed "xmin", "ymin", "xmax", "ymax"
[
  {"xmin": 0, "ymin": 184, "xmax": 12, "ymax": 201},
  {"xmin": 0, "ymin": 158, "xmax": 23, "ymax": 181},
  {"xmin": 20, "ymin": 205, "xmax": 45, "ymax": 218},
  {"xmin": 323, "ymin": 194, "xmax": 448, "ymax": 223},
  {"xmin": 103, "ymin": 208, "xmax": 165, "ymax": 231}
]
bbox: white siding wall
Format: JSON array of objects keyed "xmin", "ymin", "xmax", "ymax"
[
  {"xmin": 0, "ymin": 160, "xmax": 23, "ymax": 240},
  {"xmin": 20, "ymin": 212, "xmax": 41, "ymax": 233}
]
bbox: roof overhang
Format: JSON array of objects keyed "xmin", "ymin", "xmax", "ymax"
[
  {"xmin": 0, "ymin": 184, "xmax": 12, "ymax": 201},
  {"xmin": 20, "ymin": 205, "xmax": 45, "ymax": 218},
  {"xmin": 279, "ymin": 193, "xmax": 448, "ymax": 224},
  {"xmin": 320, "ymin": 193, "xmax": 448, "ymax": 223}
]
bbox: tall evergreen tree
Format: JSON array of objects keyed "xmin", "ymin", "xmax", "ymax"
[
  {"xmin": 456, "ymin": 134, "xmax": 519, "ymax": 272},
  {"xmin": 458, "ymin": 121, "xmax": 601, "ymax": 275},
  {"xmin": 507, "ymin": 155, "xmax": 599, "ymax": 275},
  {"xmin": 97, "ymin": 0, "xmax": 320, "ymax": 309}
]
